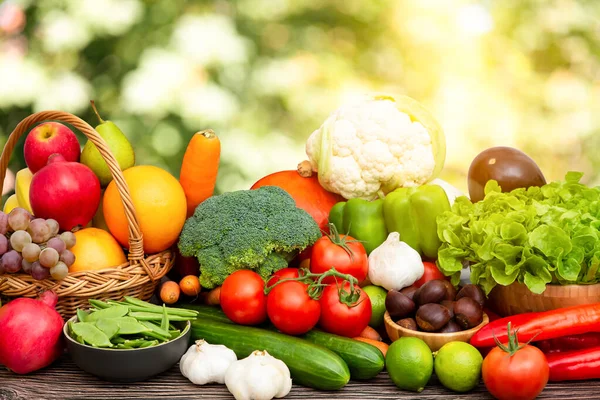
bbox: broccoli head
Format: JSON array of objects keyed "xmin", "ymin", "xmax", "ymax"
[{"xmin": 178, "ymin": 186, "xmax": 322, "ymax": 288}]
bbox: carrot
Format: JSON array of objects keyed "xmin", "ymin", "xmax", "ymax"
[
  {"xmin": 205, "ymin": 286, "xmax": 221, "ymax": 306},
  {"xmin": 179, "ymin": 275, "xmax": 201, "ymax": 297},
  {"xmin": 353, "ymin": 337, "xmax": 389, "ymax": 357},
  {"xmin": 179, "ymin": 130, "xmax": 221, "ymax": 218},
  {"xmin": 160, "ymin": 281, "xmax": 181, "ymax": 304},
  {"xmin": 358, "ymin": 325, "xmax": 382, "ymax": 341}
]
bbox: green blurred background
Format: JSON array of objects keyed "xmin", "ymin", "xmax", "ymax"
[{"xmin": 0, "ymin": 0, "xmax": 599, "ymax": 197}]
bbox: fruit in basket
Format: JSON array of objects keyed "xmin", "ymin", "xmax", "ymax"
[
  {"xmin": 91, "ymin": 191, "xmax": 109, "ymax": 231},
  {"xmin": 24, "ymin": 122, "xmax": 80, "ymax": 174},
  {"xmin": 81, "ymin": 101, "xmax": 135, "ymax": 187},
  {"xmin": 250, "ymin": 164, "xmax": 344, "ymax": 232},
  {"xmin": 435, "ymin": 341, "xmax": 483, "ymax": 392},
  {"xmin": 0, "ymin": 290, "xmax": 63, "ymax": 374},
  {"xmin": 3, "ymin": 194, "xmax": 19, "ymax": 214},
  {"xmin": 468, "ymin": 146, "xmax": 546, "ymax": 203},
  {"xmin": 68, "ymin": 227, "xmax": 126, "ymax": 273},
  {"xmin": 15, "ymin": 167, "xmax": 34, "ymax": 213},
  {"xmin": 29, "ymin": 154, "xmax": 101, "ymax": 231},
  {"xmin": 103, "ymin": 165, "xmax": 186, "ymax": 254}
]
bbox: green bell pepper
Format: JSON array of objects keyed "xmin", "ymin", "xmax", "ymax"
[
  {"xmin": 382, "ymin": 184, "xmax": 450, "ymax": 259},
  {"xmin": 328, "ymin": 198, "xmax": 388, "ymax": 254}
]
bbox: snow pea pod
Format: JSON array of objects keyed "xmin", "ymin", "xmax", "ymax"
[
  {"xmin": 86, "ymin": 305, "xmax": 129, "ymax": 322},
  {"xmin": 95, "ymin": 318, "xmax": 120, "ymax": 339},
  {"xmin": 110, "ymin": 317, "xmax": 150, "ymax": 335},
  {"xmin": 140, "ymin": 320, "xmax": 171, "ymax": 338},
  {"xmin": 71, "ymin": 322, "xmax": 113, "ymax": 348},
  {"xmin": 76, "ymin": 309, "xmax": 89, "ymax": 323}
]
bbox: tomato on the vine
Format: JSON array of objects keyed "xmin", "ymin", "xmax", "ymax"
[
  {"xmin": 310, "ymin": 231, "xmax": 368, "ymax": 283},
  {"xmin": 267, "ymin": 280, "xmax": 320, "ymax": 335},
  {"xmin": 319, "ymin": 281, "xmax": 372, "ymax": 337},
  {"xmin": 267, "ymin": 268, "xmax": 300, "ymax": 287},
  {"xmin": 220, "ymin": 270, "xmax": 267, "ymax": 325},
  {"xmin": 413, "ymin": 261, "xmax": 448, "ymax": 288},
  {"xmin": 482, "ymin": 323, "xmax": 549, "ymax": 400}
]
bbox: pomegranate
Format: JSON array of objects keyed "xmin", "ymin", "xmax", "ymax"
[
  {"xmin": 250, "ymin": 162, "xmax": 344, "ymax": 232},
  {"xmin": 29, "ymin": 154, "xmax": 101, "ymax": 231},
  {"xmin": 0, "ymin": 291, "xmax": 64, "ymax": 374}
]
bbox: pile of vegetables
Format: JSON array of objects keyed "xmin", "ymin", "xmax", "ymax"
[
  {"xmin": 437, "ymin": 172, "xmax": 600, "ymax": 294},
  {"xmin": 178, "ymin": 186, "xmax": 322, "ymax": 289}
]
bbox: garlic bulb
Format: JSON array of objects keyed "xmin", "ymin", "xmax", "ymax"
[
  {"xmin": 179, "ymin": 340, "xmax": 237, "ymax": 385},
  {"xmin": 225, "ymin": 350, "xmax": 292, "ymax": 400},
  {"xmin": 368, "ymin": 232, "xmax": 424, "ymax": 290}
]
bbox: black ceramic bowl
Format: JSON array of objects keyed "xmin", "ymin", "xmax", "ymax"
[{"xmin": 63, "ymin": 316, "xmax": 191, "ymax": 382}]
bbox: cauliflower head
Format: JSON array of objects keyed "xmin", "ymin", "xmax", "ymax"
[{"xmin": 306, "ymin": 94, "xmax": 446, "ymax": 200}]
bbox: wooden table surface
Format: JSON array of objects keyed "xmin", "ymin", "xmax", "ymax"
[{"xmin": 0, "ymin": 356, "xmax": 598, "ymax": 400}]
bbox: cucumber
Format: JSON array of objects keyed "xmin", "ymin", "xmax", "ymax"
[
  {"xmin": 183, "ymin": 303, "xmax": 385, "ymax": 380},
  {"xmin": 177, "ymin": 304, "xmax": 233, "ymax": 324},
  {"xmin": 301, "ymin": 330, "xmax": 384, "ymax": 380},
  {"xmin": 191, "ymin": 319, "xmax": 350, "ymax": 390}
]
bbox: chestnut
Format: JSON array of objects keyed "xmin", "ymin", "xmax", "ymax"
[
  {"xmin": 438, "ymin": 320, "xmax": 461, "ymax": 333},
  {"xmin": 456, "ymin": 284, "xmax": 486, "ymax": 307},
  {"xmin": 440, "ymin": 300, "xmax": 455, "ymax": 319},
  {"xmin": 385, "ymin": 290, "xmax": 416, "ymax": 319},
  {"xmin": 454, "ymin": 297, "xmax": 483, "ymax": 329},
  {"xmin": 397, "ymin": 317, "xmax": 418, "ymax": 331},
  {"xmin": 400, "ymin": 285, "xmax": 418, "ymax": 301},
  {"xmin": 440, "ymin": 280, "xmax": 457, "ymax": 301},
  {"xmin": 415, "ymin": 303, "xmax": 451, "ymax": 332},
  {"xmin": 414, "ymin": 280, "xmax": 447, "ymax": 306}
]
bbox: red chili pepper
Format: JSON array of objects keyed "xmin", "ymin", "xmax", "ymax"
[
  {"xmin": 546, "ymin": 346, "xmax": 600, "ymax": 381},
  {"xmin": 536, "ymin": 332, "xmax": 600, "ymax": 354},
  {"xmin": 470, "ymin": 303, "xmax": 600, "ymax": 348}
]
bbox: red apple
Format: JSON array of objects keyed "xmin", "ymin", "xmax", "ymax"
[
  {"xmin": 29, "ymin": 154, "xmax": 101, "ymax": 231},
  {"xmin": 24, "ymin": 122, "xmax": 80, "ymax": 173}
]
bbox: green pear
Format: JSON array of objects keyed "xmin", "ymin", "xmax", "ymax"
[{"xmin": 81, "ymin": 101, "xmax": 135, "ymax": 186}]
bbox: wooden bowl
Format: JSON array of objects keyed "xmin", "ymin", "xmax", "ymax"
[
  {"xmin": 384, "ymin": 312, "xmax": 489, "ymax": 352},
  {"xmin": 488, "ymin": 282, "xmax": 600, "ymax": 317}
]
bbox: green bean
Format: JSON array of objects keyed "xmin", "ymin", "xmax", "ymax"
[
  {"xmin": 123, "ymin": 296, "xmax": 198, "ymax": 317},
  {"xmin": 88, "ymin": 299, "xmax": 111, "ymax": 309},
  {"xmin": 71, "ymin": 322, "xmax": 113, "ymax": 348},
  {"xmin": 142, "ymin": 330, "xmax": 170, "ymax": 342},
  {"xmin": 140, "ymin": 320, "xmax": 171, "ymax": 337},
  {"xmin": 138, "ymin": 340, "xmax": 158, "ymax": 348},
  {"xmin": 115, "ymin": 343, "xmax": 133, "ymax": 349},
  {"xmin": 128, "ymin": 311, "xmax": 190, "ymax": 321},
  {"xmin": 111, "ymin": 336, "xmax": 126, "ymax": 344},
  {"xmin": 161, "ymin": 305, "xmax": 169, "ymax": 331},
  {"xmin": 86, "ymin": 305, "xmax": 129, "ymax": 321}
]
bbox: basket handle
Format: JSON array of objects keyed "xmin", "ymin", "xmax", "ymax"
[{"xmin": 0, "ymin": 111, "xmax": 157, "ymax": 280}]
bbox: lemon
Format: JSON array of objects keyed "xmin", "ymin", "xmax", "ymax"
[
  {"xmin": 362, "ymin": 285, "xmax": 387, "ymax": 328},
  {"xmin": 434, "ymin": 341, "xmax": 483, "ymax": 393},
  {"xmin": 386, "ymin": 337, "xmax": 433, "ymax": 392}
]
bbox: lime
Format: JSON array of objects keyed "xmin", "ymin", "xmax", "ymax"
[
  {"xmin": 362, "ymin": 285, "xmax": 387, "ymax": 328},
  {"xmin": 434, "ymin": 341, "xmax": 483, "ymax": 393},
  {"xmin": 386, "ymin": 337, "xmax": 433, "ymax": 392}
]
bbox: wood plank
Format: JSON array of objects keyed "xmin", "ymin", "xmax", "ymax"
[{"xmin": 1, "ymin": 357, "xmax": 599, "ymax": 400}]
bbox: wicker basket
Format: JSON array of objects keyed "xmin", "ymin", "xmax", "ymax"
[
  {"xmin": 0, "ymin": 111, "xmax": 174, "ymax": 319},
  {"xmin": 487, "ymin": 282, "xmax": 600, "ymax": 317}
]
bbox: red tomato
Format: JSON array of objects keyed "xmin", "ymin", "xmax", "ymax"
[
  {"xmin": 267, "ymin": 280, "xmax": 320, "ymax": 335},
  {"xmin": 220, "ymin": 270, "xmax": 267, "ymax": 325},
  {"xmin": 482, "ymin": 343, "xmax": 549, "ymax": 400},
  {"xmin": 310, "ymin": 235, "xmax": 368, "ymax": 283},
  {"xmin": 413, "ymin": 261, "xmax": 448, "ymax": 288},
  {"xmin": 319, "ymin": 281, "xmax": 372, "ymax": 337},
  {"xmin": 267, "ymin": 268, "xmax": 300, "ymax": 287}
]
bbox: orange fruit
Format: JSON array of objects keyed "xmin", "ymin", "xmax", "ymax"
[
  {"xmin": 103, "ymin": 166, "xmax": 187, "ymax": 254},
  {"xmin": 69, "ymin": 228, "xmax": 127, "ymax": 273}
]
